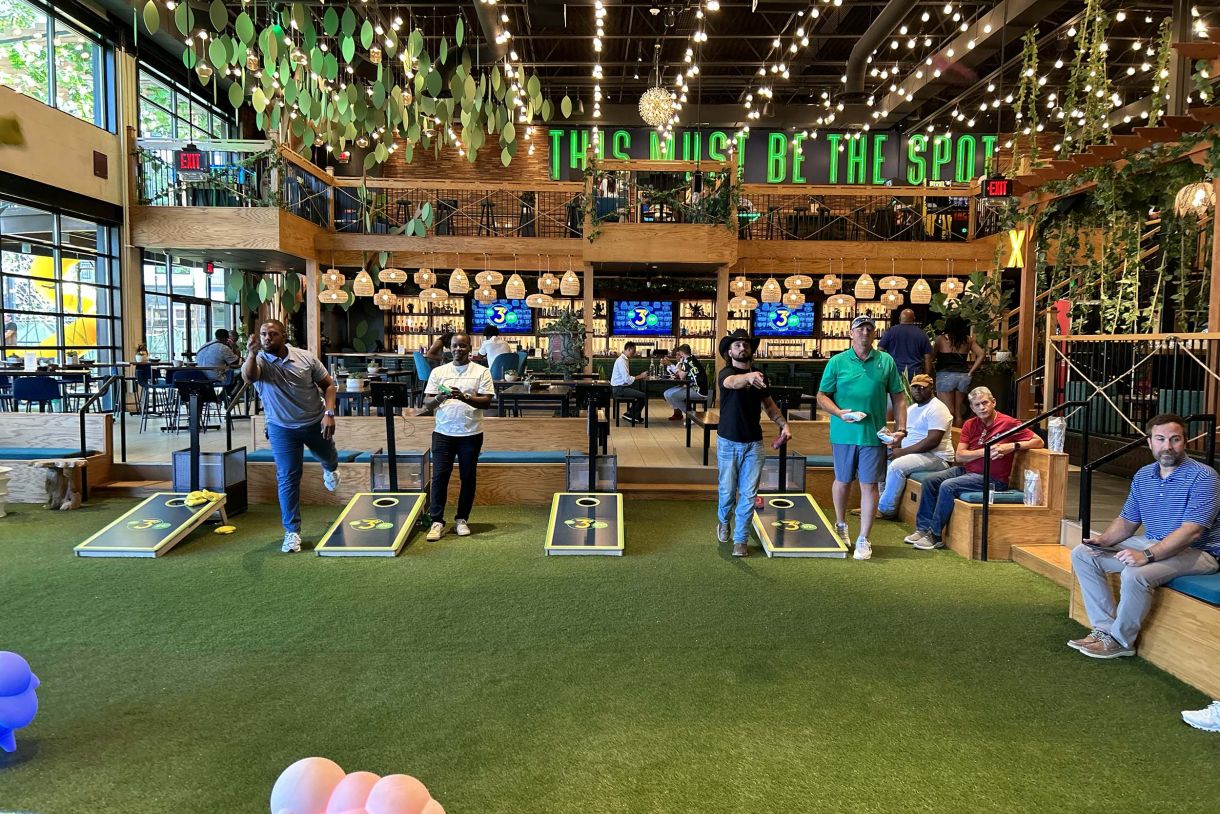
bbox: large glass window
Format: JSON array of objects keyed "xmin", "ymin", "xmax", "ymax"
[
  {"xmin": 141, "ymin": 251, "xmax": 237, "ymax": 361},
  {"xmin": 0, "ymin": 0, "xmax": 108, "ymax": 128},
  {"xmin": 138, "ymin": 67, "xmax": 233, "ymax": 141},
  {"xmin": 0, "ymin": 199, "xmax": 121, "ymax": 365}
]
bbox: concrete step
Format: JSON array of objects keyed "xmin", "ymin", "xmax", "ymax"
[{"xmin": 1011, "ymin": 544, "xmax": 1073, "ymax": 589}]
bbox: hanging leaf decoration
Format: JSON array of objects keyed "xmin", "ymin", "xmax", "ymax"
[
  {"xmin": 456, "ymin": 18, "xmax": 464, "ymax": 47},
  {"xmin": 341, "ymin": 7, "xmax": 357, "ymax": 36},
  {"xmin": 174, "ymin": 3, "xmax": 195, "ymax": 37},
  {"xmin": 208, "ymin": 0, "xmax": 227, "ymax": 33},
  {"xmin": 142, "ymin": 1, "xmax": 159, "ymax": 36},
  {"xmin": 323, "ymin": 7, "xmax": 339, "ymax": 37},
  {"xmin": 360, "ymin": 19, "xmax": 374, "ymax": 50}
]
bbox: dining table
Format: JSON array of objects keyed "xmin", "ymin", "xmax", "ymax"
[{"xmin": 495, "ymin": 383, "xmax": 574, "ymax": 417}]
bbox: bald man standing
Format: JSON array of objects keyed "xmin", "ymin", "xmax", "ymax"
[{"xmin": 879, "ymin": 308, "xmax": 933, "ymax": 381}]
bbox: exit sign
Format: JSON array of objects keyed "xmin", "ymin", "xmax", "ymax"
[
  {"xmin": 174, "ymin": 146, "xmax": 208, "ymax": 181},
  {"xmin": 982, "ymin": 177, "xmax": 1013, "ymax": 198}
]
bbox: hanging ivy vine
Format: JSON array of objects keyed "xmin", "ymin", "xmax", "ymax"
[
  {"xmin": 1062, "ymin": 0, "xmax": 1111, "ymax": 154},
  {"xmin": 1146, "ymin": 17, "xmax": 1174, "ymax": 127},
  {"xmin": 1010, "ymin": 29, "xmax": 1041, "ymax": 173}
]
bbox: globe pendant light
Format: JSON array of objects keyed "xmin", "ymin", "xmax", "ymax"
[
  {"xmin": 782, "ymin": 288, "xmax": 806, "ymax": 308},
  {"xmin": 638, "ymin": 44, "xmax": 675, "ymax": 126},
  {"xmin": 729, "ymin": 294, "xmax": 759, "ymax": 312},
  {"xmin": 760, "ymin": 277, "xmax": 782, "ymax": 303},
  {"xmin": 352, "ymin": 269, "xmax": 375, "ymax": 297}
]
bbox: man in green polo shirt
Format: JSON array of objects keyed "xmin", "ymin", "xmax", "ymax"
[{"xmin": 816, "ymin": 314, "xmax": 907, "ymax": 560}]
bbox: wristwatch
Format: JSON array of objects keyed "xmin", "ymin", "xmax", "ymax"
[
  {"xmin": 324, "ymin": 409, "xmax": 335, "ymax": 417},
  {"xmin": 1145, "ymin": 548, "xmax": 1156, "ymax": 563}
]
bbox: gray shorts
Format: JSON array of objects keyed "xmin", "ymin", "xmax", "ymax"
[
  {"xmin": 831, "ymin": 443, "xmax": 888, "ymax": 484},
  {"xmin": 936, "ymin": 371, "xmax": 972, "ymax": 393}
]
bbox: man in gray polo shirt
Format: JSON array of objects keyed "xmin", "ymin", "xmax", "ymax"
[{"xmin": 242, "ymin": 319, "xmax": 340, "ymax": 553}]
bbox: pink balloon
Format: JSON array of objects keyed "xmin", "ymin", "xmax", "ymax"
[
  {"xmin": 326, "ymin": 772, "xmax": 381, "ymax": 814},
  {"xmin": 420, "ymin": 801, "xmax": 445, "ymax": 814},
  {"xmin": 270, "ymin": 757, "xmax": 346, "ymax": 814},
  {"xmin": 364, "ymin": 774, "xmax": 431, "ymax": 814}
]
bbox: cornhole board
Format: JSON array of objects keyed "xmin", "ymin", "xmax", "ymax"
[
  {"xmin": 751, "ymin": 493, "xmax": 848, "ymax": 558},
  {"xmin": 544, "ymin": 492, "xmax": 624, "ymax": 556},
  {"xmin": 315, "ymin": 492, "xmax": 426, "ymax": 557},
  {"xmin": 74, "ymin": 492, "xmax": 228, "ymax": 558}
]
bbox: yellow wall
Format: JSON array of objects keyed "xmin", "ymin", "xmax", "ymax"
[{"xmin": 0, "ymin": 84, "xmax": 123, "ymax": 206}]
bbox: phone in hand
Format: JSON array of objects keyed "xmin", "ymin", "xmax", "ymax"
[{"xmin": 1082, "ymin": 540, "xmax": 1113, "ymax": 553}]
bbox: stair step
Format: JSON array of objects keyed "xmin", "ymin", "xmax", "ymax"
[
  {"xmin": 95, "ymin": 480, "xmax": 170, "ymax": 496},
  {"xmin": 619, "ymin": 482, "xmax": 717, "ymax": 500},
  {"xmin": 1011, "ymin": 544, "xmax": 1073, "ymax": 589}
]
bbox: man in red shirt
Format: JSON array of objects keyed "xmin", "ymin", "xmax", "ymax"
[{"xmin": 906, "ymin": 386, "xmax": 1044, "ymax": 550}]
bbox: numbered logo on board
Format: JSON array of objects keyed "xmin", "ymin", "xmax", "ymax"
[
  {"xmin": 565, "ymin": 517, "xmax": 608, "ymax": 530},
  {"xmin": 350, "ymin": 518, "xmax": 395, "ymax": 531},
  {"xmin": 127, "ymin": 518, "xmax": 172, "ymax": 530},
  {"xmin": 771, "ymin": 520, "xmax": 817, "ymax": 532}
]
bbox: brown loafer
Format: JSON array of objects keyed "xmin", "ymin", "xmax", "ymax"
[{"xmin": 732, "ymin": 542, "xmax": 749, "ymax": 558}]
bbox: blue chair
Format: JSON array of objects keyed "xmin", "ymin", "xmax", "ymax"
[
  {"xmin": 412, "ymin": 351, "xmax": 434, "ymax": 406},
  {"xmin": 489, "ymin": 353, "xmax": 517, "ymax": 381},
  {"xmin": 13, "ymin": 376, "xmax": 61, "ymax": 412},
  {"xmin": 0, "ymin": 374, "xmax": 12, "ymax": 411},
  {"xmin": 516, "ymin": 350, "xmax": 528, "ymax": 375}
]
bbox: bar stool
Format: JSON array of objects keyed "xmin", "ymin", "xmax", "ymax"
[
  {"xmin": 764, "ymin": 206, "xmax": 782, "ymax": 239},
  {"xmin": 477, "ymin": 199, "xmax": 497, "ymax": 236},
  {"xmin": 394, "ymin": 199, "xmax": 414, "ymax": 228},
  {"xmin": 516, "ymin": 192, "xmax": 536, "ymax": 237},
  {"xmin": 435, "ymin": 199, "xmax": 458, "ymax": 235}
]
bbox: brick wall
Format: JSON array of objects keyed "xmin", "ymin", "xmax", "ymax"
[{"xmin": 381, "ymin": 129, "xmax": 553, "ymax": 182}]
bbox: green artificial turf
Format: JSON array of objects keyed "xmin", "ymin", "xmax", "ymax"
[{"xmin": 1, "ymin": 498, "xmax": 1218, "ymax": 813}]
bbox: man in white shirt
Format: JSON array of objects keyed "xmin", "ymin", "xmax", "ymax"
[
  {"xmin": 611, "ymin": 341, "xmax": 649, "ymax": 424},
  {"xmin": 473, "ymin": 325, "xmax": 511, "ymax": 372},
  {"xmin": 877, "ymin": 373, "xmax": 953, "ymax": 519},
  {"xmin": 420, "ymin": 333, "xmax": 496, "ymax": 541}
]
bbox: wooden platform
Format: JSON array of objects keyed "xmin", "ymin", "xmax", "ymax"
[{"xmin": 1011, "ymin": 544, "xmax": 1073, "ymax": 589}]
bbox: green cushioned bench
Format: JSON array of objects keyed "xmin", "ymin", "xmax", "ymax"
[
  {"xmin": 0, "ymin": 447, "xmax": 98, "ymax": 460},
  {"xmin": 805, "ymin": 455, "xmax": 834, "ymax": 468},
  {"xmin": 959, "ymin": 490, "xmax": 1026, "ymax": 505},
  {"xmin": 478, "ymin": 450, "xmax": 568, "ymax": 464},
  {"xmin": 247, "ymin": 449, "xmax": 367, "ymax": 464}
]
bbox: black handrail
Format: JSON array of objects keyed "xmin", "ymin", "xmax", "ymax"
[
  {"xmin": 1013, "ymin": 365, "xmax": 1044, "ymax": 386},
  {"xmin": 979, "ymin": 399, "xmax": 1090, "ymax": 561},
  {"xmin": 76, "ymin": 374, "xmax": 121, "ymax": 502},
  {"xmin": 1078, "ymin": 413, "xmax": 1216, "ymax": 538},
  {"xmin": 224, "ymin": 379, "xmax": 252, "ymax": 451}
]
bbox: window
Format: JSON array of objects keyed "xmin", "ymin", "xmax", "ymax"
[
  {"xmin": 138, "ymin": 67, "xmax": 233, "ymax": 141},
  {"xmin": 141, "ymin": 251, "xmax": 237, "ymax": 361},
  {"xmin": 0, "ymin": 199, "xmax": 121, "ymax": 365},
  {"xmin": 0, "ymin": 0, "xmax": 108, "ymax": 128}
]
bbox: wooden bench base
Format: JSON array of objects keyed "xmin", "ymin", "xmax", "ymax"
[{"xmin": 1070, "ymin": 570, "xmax": 1220, "ymax": 697}]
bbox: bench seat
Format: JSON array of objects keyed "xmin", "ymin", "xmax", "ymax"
[
  {"xmin": 478, "ymin": 450, "xmax": 568, "ymax": 464},
  {"xmin": 959, "ymin": 490, "xmax": 1026, "ymax": 504},
  {"xmin": 805, "ymin": 454, "xmax": 834, "ymax": 468},
  {"xmin": 0, "ymin": 447, "xmax": 99, "ymax": 460},
  {"xmin": 1168, "ymin": 572, "xmax": 1220, "ymax": 605}
]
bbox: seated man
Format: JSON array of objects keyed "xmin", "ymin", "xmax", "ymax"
[
  {"xmin": 877, "ymin": 374, "xmax": 953, "ymax": 519},
  {"xmin": 472, "ymin": 324, "xmax": 510, "ymax": 371},
  {"xmin": 1069, "ymin": 413, "xmax": 1220, "ymax": 659},
  {"xmin": 906, "ymin": 386, "xmax": 1043, "ymax": 550},
  {"xmin": 195, "ymin": 329, "xmax": 240, "ymax": 386},
  {"xmin": 662, "ymin": 344, "xmax": 708, "ymax": 421}
]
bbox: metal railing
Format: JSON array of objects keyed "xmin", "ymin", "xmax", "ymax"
[
  {"xmin": 979, "ymin": 399, "xmax": 1089, "ymax": 561},
  {"xmin": 334, "ymin": 184, "xmax": 584, "ymax": 238},
  {"xmin": 77, "ymin": 374, "xmax": 123, "ymax": 499},
  {"xmin": 1078, "ymin": 414, "xmax": 1217, "ymax": 537},
  {"xmin": 224, "ymin": 379, "xmax": 258, "ymax": 452},
  {"xmin": 1049, "ymin": 333, "xmax": 1220, "ymax": 455},
  {"xmin": 740, "ymin": 192, "xmax": 979, "ymax": 241}
]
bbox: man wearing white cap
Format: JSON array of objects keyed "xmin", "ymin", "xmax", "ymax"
[
  {"xmin": 816, "ymin": 314, "xmax": 907, "ymax": 559},
  {"xmin": 877, "ymin": 373, "xmax": 953, "ymax": 519}
]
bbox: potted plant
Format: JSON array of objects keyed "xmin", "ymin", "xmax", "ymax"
[
  {"xmin": 540, "ymin": 310, "xmax": 589, "ymax": 378},
  {"xmin": 346, "ymin": 372, "xmax": 368, "ymax": 392}
]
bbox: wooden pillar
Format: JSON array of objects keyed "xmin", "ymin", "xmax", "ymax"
[
  {"xmin": 713, "ymin": 263, "xmax": 731, "ymax": 381},
  {"xmin": 305, "ymin": 259, "xmax": 321, "ymax": 356},
  {"xmin": 582, "ymin": 262, "xmax": 595, "ymax": 374},
  {"xmin": 1015, "ymin": 215, "xmax": 1039, "ymax": 418}
]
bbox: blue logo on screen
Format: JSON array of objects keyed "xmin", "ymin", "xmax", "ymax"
[{"xmin": 612, "ymin": 300, "xmax": 673, "ymax": 336}]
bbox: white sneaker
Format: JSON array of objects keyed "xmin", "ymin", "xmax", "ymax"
[
  {"xmin": 853, "ymin": 536, "xmax": 873, "ymax": 560},
  {"xmin": 426, "ymin": 522, "xmax": 446, "ymax": 542},
  {"xmin": 904, "ymin": 529, "xmax": 932, "ymax": 545},
  {"xmin": 323, "ymin": 467, "xmax": 341, "ymax": 492},
  {"xmin": 835, "ymin": 521, "xmax": 851, "ymax": 547},
  {"xmin": 281, "ymin": 531, "xmax": 302, "ymax": 553},
  {"xmin": 1182, "ymin": 701, "xmax": 1220, "ymax": 732},
  {"xmin": 455, "ymin": 519, "xmax": 472, "ymax": 537}
]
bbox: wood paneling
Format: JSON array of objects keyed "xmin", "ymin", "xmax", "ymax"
[
  {"xmin": 0, "ymin": 413, "xmax": 113, "ymax": 457},
  {"xmin": 250, "ymin": 416, "xmax": 598, "ymax": 454},
  {"xmin": 133, "ymin": 207, "xmax": 283, "ymax": 250},
  {"xmin": 247, "ymin": 461, "xmax": 371, "ymax": 506},
  {"xmin": 441, "ymin": 464, "xmax": 565, "ymax": 505},
  {"xmin": 1070, "ymin": 573, "xmax": 1220, "ymax": 698},
  {"xmin": 734, "ymin": 236, "xmax": 999, "ymax": 277},
  {"xmin": 1011, "ymin": 544, "xmax": 1073, "ymax": 589},
  {"xmin": 583, "ymin": 224, "xmax": 737, "ymax": 265}
]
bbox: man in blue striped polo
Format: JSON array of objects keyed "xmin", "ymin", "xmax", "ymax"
[{"xmin": 1070, "ymin": 413, "xmax": 1220, "ymax": 659}]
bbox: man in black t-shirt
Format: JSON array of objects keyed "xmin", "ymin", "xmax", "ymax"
[{"xmin": 716, "ymin": 329, "xmax": 791, "ymax": 557}]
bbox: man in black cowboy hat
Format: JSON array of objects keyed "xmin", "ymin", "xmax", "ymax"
[{"xmin": 716, "ymin": 328, "xmax": 791, "ymax": 557}]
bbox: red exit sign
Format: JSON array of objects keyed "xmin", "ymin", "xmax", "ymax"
[
  {"xmin": 174, "ymin": 146, "xmax": 209, "ymax": 180},
  {"xmin": 982, "ymin": 177, "xmax": 1013, "ymax": 198}
]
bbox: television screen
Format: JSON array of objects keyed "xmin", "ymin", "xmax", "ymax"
[
  {"xmin": 470, "ymin": 299, "xmax": 534, "ymax": 334},
  {"xmin": 752, "ymin": 302, "xmax": 816, "ymax": 337},
  {"xmin": 611, "ymin": 300, "xmax": 675, "ymax": 336}
]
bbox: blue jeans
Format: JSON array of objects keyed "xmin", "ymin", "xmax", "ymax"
[
  {"xmin": 265, "ymin": 421, "xmax": 339, "ymax": 532},
  {"xmin": 877, "ymin": 452, "xmax": 948, "ymax": 515},
  {"xmin": 717, "ymin": 437, "xmax": 765, "ymax": 543},
  {"xmin": 913, "ymin": 466, "xmax": 1006, "ymax": 538}
]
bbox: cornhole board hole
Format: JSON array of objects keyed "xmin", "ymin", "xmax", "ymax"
[
  {"xmin": 74, "ymin": 492, "xmax": 228, "ymax": 558},
  {"xmin": 315, "ymin": 492, "xmax": 426, "ymax": 557},
  {"xmin": 751, "ymin": 493, "xmax": 847, "ymax": 558},
  {"xmin": 544, "ymin": 492, "xmax": 624, "ymax": 556}
]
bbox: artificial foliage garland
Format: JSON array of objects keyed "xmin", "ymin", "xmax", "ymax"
[
  {"xmin": 1062, "ymin": 0, "xmax": 1112, "ymax": 155},
  {"xmin": 133, "ymin": 0, "xmax": 567, "ymax": 171},
  {"xmin": 1146, "ymin": 17, "xmax": 1174, "ymax": 128},
  {"xmin": 1010, "ymin": 29, "xmax": 1041, "ymax": 173}
]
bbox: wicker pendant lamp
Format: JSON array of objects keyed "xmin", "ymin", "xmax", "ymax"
[
  {"xmin": 818, "ymin": 259, "xmax": 841, "ymax": 294},
  {"xmin": 881, "ymin": 289, "xmax": 904, "ymax": 308},
  {"xmin": 761, "ymin": 277, "xmax": 782, "ymax": 303},
  {"xmin": 352, "ymin": 269, "xmax": 375, "ymax": 297},
  {"xmin": 505, "ymin": 274, "xmax": 526, "ymax": 300},
  {"xmin": 322, "ymin": 268, "xmax": 346, "ymax": 290},
  {"xmin": 560, "ymin": 257, "xmax": 581, "ymax": 296},
  {"xmin": 910, "ymin": 279, "xmax": 931, "ymax": 304},
  {"xmin": 525, "ymin": 293, "xmax": 554, "ymax": 308},
  {"xmin": 854, "ymin": 258, "xmax": 875, "ymax": 300},
  {"xmin": 414, "ymin": 266, "xmax": 437, "ymax": 288},
  {"xmin": 378, "ymin": 255, "xmax": 407, "ymax": 284},
  {"xmin": 784, "ymin": 257, "xmax": 813, "ymax": 290},
  {"xmin": 448, "ymin": 266, "xmax": 470, "ymax": 294},
  {"xmin": 474, "ymin": 285, "xmax": 497, "ymax": 304},
  {"xmin": 782, "ymin": 288, "xmax": 806, "ymax": 308},
  {"xmin": 374, "ymin": 288, "xmax": 397, "ymax": 309},
  {"xmin": 729, "ymin": 275, "xmax": 752, "ymax": 294},
  {"xmin": 879, "ymin": 259, "xmax": 907, "ymax": 291},
  {"xmin": 319, "ymin": 288, "xmax": 349, "ymax": 305},
  {"xmin": 728, "ymin": 294, "xmax": 759, "ymax": 311},
  {"xmin": 827, "ymin": 292, "xmax": 856, "ymax": 311}
]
